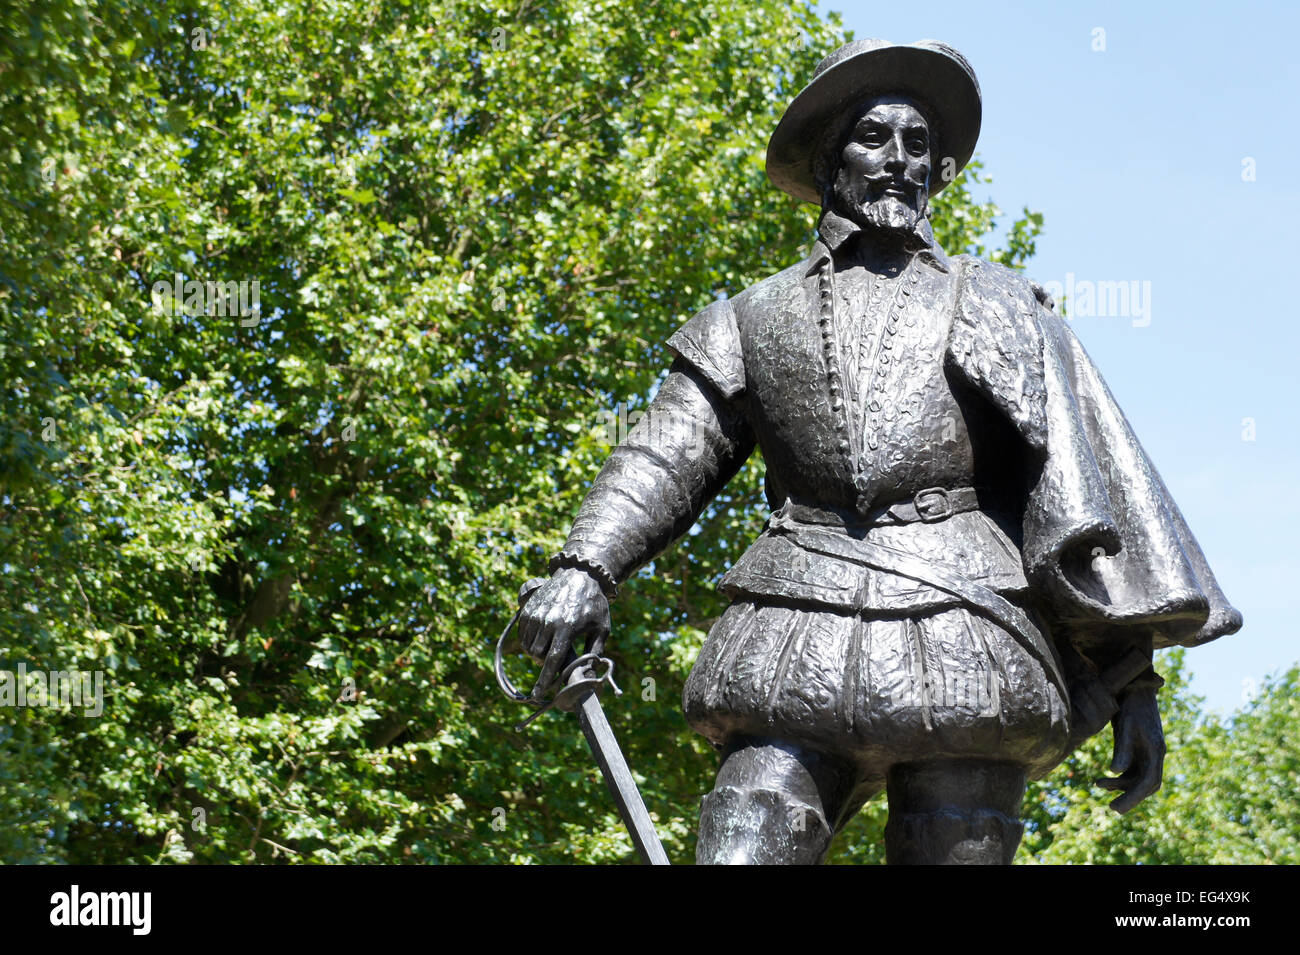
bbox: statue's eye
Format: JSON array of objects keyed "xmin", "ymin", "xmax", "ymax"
[
  {"xmin": 906, "ymin": 136, "xmax": 928, "ymax": 155},
  {"xmin": 859, "ymin": 127, "xmax": 886, "ymax": 148}
]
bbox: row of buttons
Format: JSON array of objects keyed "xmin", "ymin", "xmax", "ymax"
[{"xmin": 815, "ymin": 252, "xmax": 921, "ymax": 509}]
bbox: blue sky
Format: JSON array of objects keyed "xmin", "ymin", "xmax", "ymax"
[{"xmin": 822, "ymin": 0, "xmax": 1299, "ymax": 713}]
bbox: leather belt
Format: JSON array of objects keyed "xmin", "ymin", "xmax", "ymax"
[
  {"xmin": 777, "ymin": 486, "xmax": 983, "ymax": 530},
  {"xmin": 767, "ymin": 501, "xmax": 1067, "ymax": 700}
]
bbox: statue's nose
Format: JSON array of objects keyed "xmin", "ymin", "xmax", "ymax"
[{"xmin": 882, "ymin": 134, "xmax": 907, "ymax": 169}]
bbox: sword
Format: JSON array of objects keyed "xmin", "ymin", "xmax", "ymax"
[{"xmin": 495, "ymin": 578, "xmax": 670, "ymax": 866}]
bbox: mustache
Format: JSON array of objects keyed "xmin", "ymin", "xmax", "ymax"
[{"xmin": 864, "ymin": 176, "xmax": 923, "ymax": 195}]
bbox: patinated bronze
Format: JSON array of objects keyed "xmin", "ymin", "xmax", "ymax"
[{"xmin": 516, "ymin": 38, "xmax": 1242, "ymax": 864}]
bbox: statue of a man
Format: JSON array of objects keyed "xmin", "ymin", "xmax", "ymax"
[{"xmin": 518, "ymin": 38, "xmax": 1241, "ymax": 864}]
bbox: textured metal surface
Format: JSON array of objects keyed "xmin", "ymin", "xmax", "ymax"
[
  {"xmin": 573, "ymin": 688, "xmax": 671, "ymax": 866},
  {"xmin": 516, "ymin": 38, "xmax": 1242, "ymax": 864},
  {"xmin": 498, "ymin": 584, "xmax": 667, "ymax": 864}
]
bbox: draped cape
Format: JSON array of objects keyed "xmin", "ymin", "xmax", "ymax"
[{"xmin": 947, "ymin": 259, "xmax": 1241, "ymax": 650}]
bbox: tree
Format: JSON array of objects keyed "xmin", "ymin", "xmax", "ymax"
[{"xmin": 1018, "ymin": 655, "xmax": 1299, "ymax": 865}]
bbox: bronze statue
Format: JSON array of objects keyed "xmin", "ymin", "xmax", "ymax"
[{"xmin": 515, "ymin": 38, "xmax": 1242, "ymax": 864}]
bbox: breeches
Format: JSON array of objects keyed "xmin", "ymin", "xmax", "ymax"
[{"xmin": 682, "ymin": 599, "xmax": 1071, "ymax": 782}]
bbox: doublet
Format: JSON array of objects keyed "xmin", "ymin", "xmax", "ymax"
[
  {"xmin": 809, "ymin": 224, "xmax": 977, "ymax": 513},
  {"xmin": 665, "ymin": 216, "xmax": 1035, "ymax": 620}
]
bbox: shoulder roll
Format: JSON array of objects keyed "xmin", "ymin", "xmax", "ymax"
[{"xmin": 666, "ymin": 298, "xmax": 745, "ymax": 399}]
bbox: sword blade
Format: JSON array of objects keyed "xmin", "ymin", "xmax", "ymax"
[{"xmin": 573, "ymin": 690, "xmax": 670, "ymax": 865}]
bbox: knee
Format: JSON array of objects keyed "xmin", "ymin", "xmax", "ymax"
[
  {"xmin": 697, "ymin": 784, "xmax": 833, "ymax": 865},
  {"xmin": 885, "ymin": 806, "xmax": 1024, "ymax": 865},
  {"xmin": 884, "ymin": 759, "xmax": 1028, "ymax": 865}
]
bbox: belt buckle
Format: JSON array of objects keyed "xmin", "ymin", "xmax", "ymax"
[
  {"xmin": 913, "ymin": 487, "xmax": 952, "ymax": 522},
  {"xmin": 769, "ymin": 498, "xmax": 794, "ymax": 533}
]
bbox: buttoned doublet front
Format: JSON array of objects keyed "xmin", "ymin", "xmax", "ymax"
[{"xmin": 810, "ymin": 221, "xmax": 975, "ymax": 515}]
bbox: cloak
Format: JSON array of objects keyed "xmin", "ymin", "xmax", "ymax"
[{"xmin": 948, "ymin": 258, "xmax": 1241, "ymax": 650}]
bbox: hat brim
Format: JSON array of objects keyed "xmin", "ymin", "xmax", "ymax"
[{"xmin": 766, "ymin": 44, "xmax": 982, "ymax": 205}]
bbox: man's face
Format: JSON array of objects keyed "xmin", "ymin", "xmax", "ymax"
[{"xmin": 830, "ymin": 98, "xmax": 931, "ymax": 240}]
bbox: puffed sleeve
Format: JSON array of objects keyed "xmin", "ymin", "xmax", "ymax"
[{"xmin": 551, "ymin": 301, "xmax": 754, "ymax": 591}]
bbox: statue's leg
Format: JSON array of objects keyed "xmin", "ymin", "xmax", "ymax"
[
  {"xmin": 884, "ymin": 759, "xmax": 1027, "ymax": 864},
  {"xmin": 696, "ymin": 735, "xmax": 860, "ymax": 865}
]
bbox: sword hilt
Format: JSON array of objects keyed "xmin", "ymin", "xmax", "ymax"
[
  {"xmin": 495, "ymin": 577, "xmax": 622, "ymax": 731},
  {"xmin": 494, "ymin": 577, "xmax": 670, "ymax": 865},
  {"xmin": 512, "ymin": 652, "xmax": 621, "ymax": 731}
]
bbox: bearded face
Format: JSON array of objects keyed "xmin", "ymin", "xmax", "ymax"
[{"xmin": 828, "ymin": 97, "xmax": 932, "ymax": 245}]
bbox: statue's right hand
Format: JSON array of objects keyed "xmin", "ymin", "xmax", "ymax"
[{"xmin": 516, "ymin": 567, "xmax": 610, "ymax": 699}]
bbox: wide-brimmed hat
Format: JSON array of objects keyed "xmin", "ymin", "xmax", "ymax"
[{"xmin": 766, "ymin": 38, "xmax": 982, "ymax": 205}]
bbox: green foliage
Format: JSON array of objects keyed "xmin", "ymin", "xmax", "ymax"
[
  {"xmin": 1018, "ymin": 654, "xmax": 1300, "ymax": 865},
  {"xmin": 929, "ymin": 159, "xmax": 1044, "ymax": 268},
  {"xmin": 2, "ymin": 0, "xmax": 1285, "ymax": 866}
]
